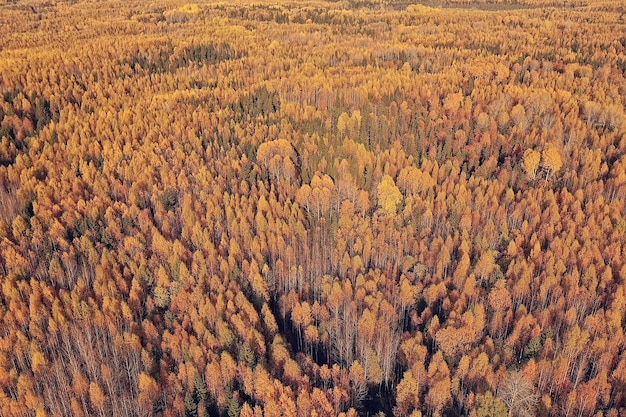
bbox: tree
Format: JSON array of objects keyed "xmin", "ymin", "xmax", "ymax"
[
  {"xmin": 541, "ymin": 147, "xmax": 562, "ymax": 179},
  {"xmin": 364, "ymin": 347, "xmax": 383, "ymax": 386},
  {"xmin": 498, "ymin": 372, "xmax": 538, "ymax": 417},
  {"xmin": 89, "ymin": 382, "xmax": 106, "ymax": 417},
  {"xmin": 348, "ymin": 360, "xmax": 367, "ymax": 405},
  {"xmin": 426, "ymin": 351, "xmax": 452, "ymax": 416},
  {"xmin": 476, "ymin": 391, "xmax": 508, "ymax": 417},
  {"xmin": 337, "ymin": 112, "xmax": 350, "ymax": 137},
  {"xmin": 522, "ymin": 149, "xmax": 540, "ymax": 179},
  {"xmin": 395, "ymin": 370, "xmax": 420, "ymax": 416},
  {"xmin": 474, "ymin": 250, "xmax": 496, "ymax": 283},
  {"xmin": 488, "ymin": 283, "xmax": 512, "ymax": 312},
  {"xmin": 377, "ymin": 175, "xmax": 402, "ymax": 216},
  {"xmin": 138, "ymin": 373, "xmax": 159, "ymax": 416}
]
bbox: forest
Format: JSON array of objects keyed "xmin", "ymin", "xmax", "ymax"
[{"xmin": 0, "ymin": 0, "xmax": 625, "ymax": 416}]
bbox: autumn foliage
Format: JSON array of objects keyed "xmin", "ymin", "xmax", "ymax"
[{"xmin": 1, "ymin": 0, "xmax": 626, "ymax": 416}]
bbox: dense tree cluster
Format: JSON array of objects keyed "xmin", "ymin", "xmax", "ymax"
[{"xmin": 1, "ymin": 0, "xmax": 625, "ymax": 416}]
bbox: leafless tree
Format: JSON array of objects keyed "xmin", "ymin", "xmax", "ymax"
[{"xmin": 498, "ymin": 371, "xmax": 539, "ymax": 417}]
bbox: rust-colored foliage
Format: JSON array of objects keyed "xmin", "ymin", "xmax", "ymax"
[{"xmin": 0, "ymin": 0, "xmax": 625, "ymax": 416}]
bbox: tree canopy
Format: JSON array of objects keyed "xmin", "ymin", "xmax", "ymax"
[{"xmin": 1, "ymin": 0, "xmax": 625, "ymax": 416}]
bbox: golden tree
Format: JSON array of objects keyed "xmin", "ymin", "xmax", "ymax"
[
  {"xmin": 377, "ymin": 174, "xmax": 402, "ymax": 216},
  {"xmin": 541, "ymin": 146, "xmax": 563, "ymax": 180},
  {"xmin": 522, "ymin": 149, "xmax": 540, "ymax": 179}
]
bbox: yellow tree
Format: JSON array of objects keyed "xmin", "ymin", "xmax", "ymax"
[
  {"xmin": 522, "ymin": 149, "xmax": 540, "ymax": 179},
  {"xmin": 541, "ymin": 146, "xmax": 562, "ymax": 180},
  {"xmin": 89, "ymin": 381, "xmax": 106, "ymax": 417},
  {"xmin": 395, "ymin": 370, "xmax": 420, "ymax": 416},
  {"xmin": 337, "ymin": 112, "xmax": 350, "ymax": 137},
  {"xmin": 426, "ymin": 351, "xmax": 452, "ymax": 416},
  {"xmin": 377, "ymin": 175, "xmax": 402, "ymax": 216},
  {"xmin": 476, "ymin": 391, "xmax": 507, "ymax": 417}
]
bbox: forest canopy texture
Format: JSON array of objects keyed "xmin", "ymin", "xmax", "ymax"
[{"xmin": 0, "ymin": 0, "xmax": 625, "ymax": 416}]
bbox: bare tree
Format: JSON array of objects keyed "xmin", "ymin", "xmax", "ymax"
[{"xmin": 498, "ymin": 371, "xmax": 539, "ymax": 417}]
